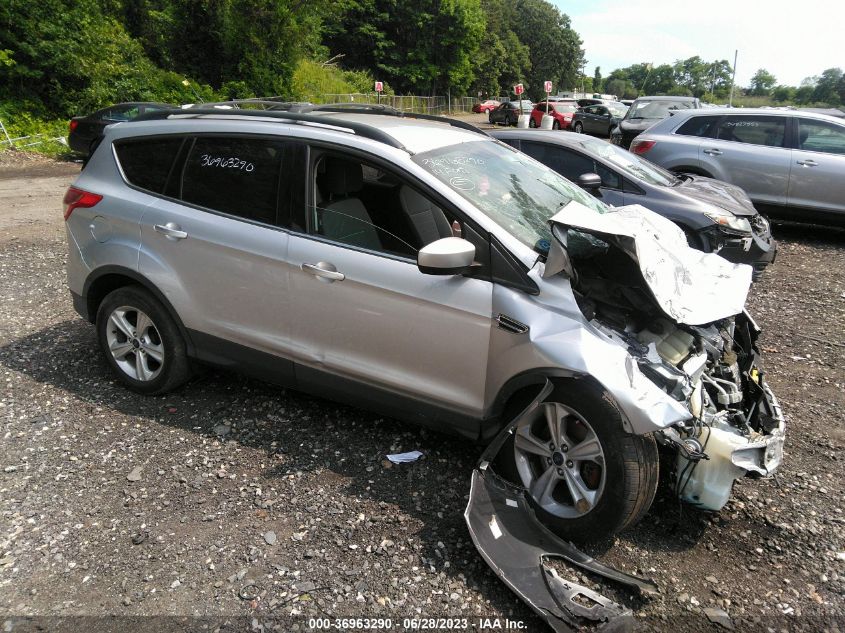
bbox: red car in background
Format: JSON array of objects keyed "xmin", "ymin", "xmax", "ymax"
[
  {"xmin": 529, "ymin": 101, "xmax": 578, "ymax": 129},
  {"xmin": 472, "ymin": 99, "xmax": 500, "ymax": 113}
]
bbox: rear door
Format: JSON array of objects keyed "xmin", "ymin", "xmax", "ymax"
[
  {"xmin": 788, "ymin": 117, "xmax": 845, "ymax": 217},
  {"xmin": 700, "ymin": 114, "xmax": 791, "ymax": 206},
  {"xmin": 137, "ymin": 134, "xmax": 301, "ymax": 378}
]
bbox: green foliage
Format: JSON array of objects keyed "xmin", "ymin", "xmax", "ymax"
[
  {"xmin": 0, "ymin": 101, "xmax": 69, "ymax": 157},
  {"xmin": 607, "ymin": 57, "xmax": 733, "ymax": 100},
  {"xmin": 749, "ymin": 68, "xmax": 777, "ymax": 96},
  {"xmin": 292, "ymin": 59, "xmax": 377, "ymax": 100}
]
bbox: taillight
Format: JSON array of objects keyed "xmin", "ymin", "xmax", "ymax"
[
  {"xmin": 630, "ymin": 139, "xmax": 656, "ymax": 155},
  {"xmin": 63, "ymin": 187, "xmax": 102, "ymax": 220},
  {"xmin": 69, "ymin": 119, "xmax": 79, "ymax": 133}
]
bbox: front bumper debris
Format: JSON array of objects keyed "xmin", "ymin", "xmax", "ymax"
[{"xmin": 465, "ymin": 381, "xmax": 657, "ymax": 632}]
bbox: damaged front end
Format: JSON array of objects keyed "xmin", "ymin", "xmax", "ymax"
[{"xmin": 545, "ymin": 202, "xmax": 785, "ymax": 511}]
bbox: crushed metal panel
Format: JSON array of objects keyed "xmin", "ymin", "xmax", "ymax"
[
  {"xmin": 546, "ymin": 202, "xmax": 753, "ymax": 326},
  {"xmin": 465, "ymin": 469, "xmax": 655, "ymax": 632},
  {"xmin": 466, "ymin": 381, "xmax": 658, "ymax": 632}
]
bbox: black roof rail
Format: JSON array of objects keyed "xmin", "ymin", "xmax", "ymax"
[
  {"xmin": 130, "ymin": 107, "xmax": 408, "ymax": 150},
  {"xmin": 130, "ymin": 103, "xmax": 490, "ymax": 150}
]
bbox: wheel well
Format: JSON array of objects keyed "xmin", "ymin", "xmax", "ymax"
[
  {"xmin": 85, "ymin": 273, "xmax": 138, "ymax": 324},
  {"xmin": 83, "ymin": 269, "xmax": 195, "ymax": 356},
  {"xmin": 482, "ymin": 373, "xmax": 613, "ymax": 443}
]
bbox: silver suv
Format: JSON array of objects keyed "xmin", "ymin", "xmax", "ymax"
[
  {"xmin": 64, "ymin": 105, "xmax": 784, "ymax": 541},
  {"xmin": 631, "ymin": 107, "xmax": 845, "ymax": 225}
]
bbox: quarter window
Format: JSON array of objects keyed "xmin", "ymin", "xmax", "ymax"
[
  {"xmin": 797, "ymin": 119, "xmax": 845, "ymax": 155},
  {"xmin": 114, "ymin": 137, "xmax": 184, "ymax": 194},
  {"xmin": 181, "ymin": 137, "xmax": 286, "ymax": 225},
  {"xmin": 675, "ymin": 116, "xmax": 719, "ymax": 138},
  {"xmin": 715, "ymin": 116, "xmax": 786, "ymax": 148}
]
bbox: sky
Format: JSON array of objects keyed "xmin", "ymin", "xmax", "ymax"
[{"xmin": 553, "ymin": 0, "xmax": 844, "ymax": 88}]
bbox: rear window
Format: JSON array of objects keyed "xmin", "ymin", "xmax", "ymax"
[
  {"xmin": 114, "ymin": 137, "xmax": 184, "ymax": 194},
  {"xmin": 181, "ymin": 136, "xmax": 286, "ymax": 224}
]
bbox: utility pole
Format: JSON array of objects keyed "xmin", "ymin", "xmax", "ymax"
[{"xmin": 729, "ymin": 49, "xmax": 738, "ymax": 106}]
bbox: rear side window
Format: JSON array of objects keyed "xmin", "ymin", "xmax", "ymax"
[
  {"xmin": 797, "ymin": 118, "xmax": 845, "ymax": 155},
  {"xmin": 676, "ymin": 116, "xmax": 719, "ymax": 138},
  {"xmin": 181, "ymin": 137, "xmax": 286, "ymax": 225},
  {"xmin": 716, "ymin": 116, "xmax": 786, "ymax": 148},
  {"xmin": 114, "ymin": 137, "xmax": 184, "ymax": 194}
]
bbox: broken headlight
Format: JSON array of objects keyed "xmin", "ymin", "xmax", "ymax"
[{"xmin": 703, "ymin": 210, "xmax": 752, "ymax": 234}]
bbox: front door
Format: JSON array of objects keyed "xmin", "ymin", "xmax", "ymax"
[{"xmin": 285, "ymin": 149, "xmax": 494, "ymax": 422}]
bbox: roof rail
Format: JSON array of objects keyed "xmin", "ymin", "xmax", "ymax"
[
  {"xmin": 131, "ymin": 107, "xmax": 408, "ymax": 150},
  {"xmin": 130, "ymin": 103, "xmax": 490, "ymax": 150}
]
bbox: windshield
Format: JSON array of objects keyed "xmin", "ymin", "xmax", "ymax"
[
  {"xmin": 590, "ymin": 141, "xmax": 679, "ymax": 186},
  {"xmin": 413, "ymin": 140, "xmax": 607, "ymax": 254},
  {"xmin": 628, "ymin": 100, "xmax": 695, "ymax": 120}
]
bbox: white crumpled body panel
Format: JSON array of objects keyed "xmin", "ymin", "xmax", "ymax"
[{"xmin": 548, "ymin": 202, "xmax": 753, "ymax": 326}]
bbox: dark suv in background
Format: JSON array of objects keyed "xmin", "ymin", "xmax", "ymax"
[{"xmin": 612, "ymin": 96, "xmax": 701, "ymax": 149}]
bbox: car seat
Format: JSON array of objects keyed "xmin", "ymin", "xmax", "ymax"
[
  {"xmin": 316, "ymin": 157, "xmax": 382, "ymax": 250},
  {"xmin": 398, "ymin": 186, "xmax": 453, "ymax": 247}
]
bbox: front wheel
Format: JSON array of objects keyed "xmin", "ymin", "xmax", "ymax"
[
  {"xmin": 497, "ymin": 381, "xmax": 659, "ymax": 542},
  {"xmin": 96, "ymin": 285, "xmax": 193, "ymax": 394},
  {"xmin": 552, "ymin": 120, "xmax": 560, "ymax": 130},
  {"xmin": 529, "ymin": 117, "xmax": 537, "ymax": 128},
  {"xmin": 573, "ymin": 121, "xmax": 584, "ymax": 134}
]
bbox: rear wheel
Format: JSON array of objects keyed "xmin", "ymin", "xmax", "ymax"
[
  {"xmin": 529, "ymin": 117, "xmax": 537, "ymax": 128},
  {"xmin": 488, "ymin": 112, "xmax": 494, "ymax": 124},
  {"xmin": 573, "ymin": 121, "xmax": 584, "ymax": 134},
  {"xmin": 497, "ymin": 381, "xmax": 659, "ymax": 542},
  {"xmin": 96, "ymin": 286, "xmax": 192, "ymax": 395}
]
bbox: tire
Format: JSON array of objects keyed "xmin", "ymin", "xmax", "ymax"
[
  {"xmin": 552, "ymin": 121, "xmax": 560, "ymax": 130},
  {"xmin": 488, "ymin": 113, "xmax": 494, "ymax": 124},
  {"xmin": 682, "ymin": 226, "xmax": 711, "ymax": 252},
  {"xmin": 96, "ymin": 285, "xmax": 192, "ymax": 395},
  {"xmin": 574, "ymin": 121, "xmax": 584, "ymax": 134},
  {"xmin": 529, "ymin": 118, "xmax": 537, "ymax": 128},
  {"xmin": 496, "ymin": 380, "xmax": 659, "ymax": 542}
]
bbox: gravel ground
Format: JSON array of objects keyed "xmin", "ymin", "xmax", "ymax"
[{"xmin": 0, "ymin": 152, "xmax": 843, "ymax": 632}]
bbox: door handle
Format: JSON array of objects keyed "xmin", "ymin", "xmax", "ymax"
[
  {"xmin": 797, "ymin": 159, "xmax": 818, "ymax": 167},
  {"xmin": 153, "ymin": 222, "xmax": 188, "ymax": 240},
  {"xmin": 703, "ymin": 148, "xmax": 722, "ymax": 156},
  {"xmin": 301, "ymin": 262, "xmax": 345, "ymax": 282}
]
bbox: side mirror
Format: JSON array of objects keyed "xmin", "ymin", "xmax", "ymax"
[
  {"xmin": 577, "ymin": 173, "xmax": 603, "ymax": 194},
  {"xmin": 417, "ymin": 237, "xmax": 476, "ymax": 275}
]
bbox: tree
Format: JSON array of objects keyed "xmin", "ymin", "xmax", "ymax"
[
  {"xmin": 593, "ymin": 66, "xmax": 602, "ymax": 93},
  {"xmin": 771, "ymin": 85, "xmax": 795, "ymax": 103},
  {"xmin": 749, "ymin": 68, "xmax": 777, "ymax": 96},
  {"xmin": 511, "ymin": 0, "xmax": 583, "ymax": 99},
  {"xmin": 813, "ymin": 67, "xmax": 843, "ymax": 105}
]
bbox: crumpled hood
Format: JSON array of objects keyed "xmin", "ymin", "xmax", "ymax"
[
  {"xmin": 676, "ymin": 175, "xmax": 758, "ymax": 217},
  {"xmin": 545, "ymin": 202, "xmax": 753, "ymax": 325}
]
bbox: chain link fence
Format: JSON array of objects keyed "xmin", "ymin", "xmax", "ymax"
[{"xmin": 311, "ymin": 94, "xmax": 477, "ymax": 115}]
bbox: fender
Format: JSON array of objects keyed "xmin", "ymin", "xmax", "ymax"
[{"xmin": 81, "ymin": 265, "xmax": 196, "ymax": 357}]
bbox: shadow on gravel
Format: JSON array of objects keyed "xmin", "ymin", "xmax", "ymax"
[
  {"xmin": 0, "ymin": 317, "xmax": 712, "ymax": 620},
  {"xmin": 0, "ymin": 318, "xmax": 541, "ymax": 623}
]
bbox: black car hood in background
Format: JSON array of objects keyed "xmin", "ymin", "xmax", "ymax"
[{"xmin": 675, "ymin": 175, "xmax": 758, "ymax": 217}]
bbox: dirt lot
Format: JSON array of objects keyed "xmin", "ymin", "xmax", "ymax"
[{"xmin": 0, "ymin": 151, "xmax": 843, "ymax": 632}]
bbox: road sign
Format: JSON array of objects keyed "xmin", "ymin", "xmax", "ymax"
[
  {"xmin": 514, "ymin": 83, "xmax": 524, "ymax": 96},
  {"xmin": 374, "ymin": 81, "xmax": 384, "ymax": 93},
  {"xmin": 544, "ymin": 80, "xmax": 552, "ymax": 93}
]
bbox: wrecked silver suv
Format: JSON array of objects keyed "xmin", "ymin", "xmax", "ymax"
[{"xmin": 65, "ymin": 105, "xmax": 784, "ymax": 548}]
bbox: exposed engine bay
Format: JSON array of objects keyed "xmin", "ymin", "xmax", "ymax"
[{"xmin": 551, "ymin": 205, "xmax": 785, "ymax": 511}]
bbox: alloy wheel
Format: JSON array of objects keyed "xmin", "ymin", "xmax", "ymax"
[
  {"xmin": 513, "ymin": 401, "xmax": 606, "ymax": 519},
  {"xmin": 105, "ymin": 306, "xmax": 165, "ymax": 382}
]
